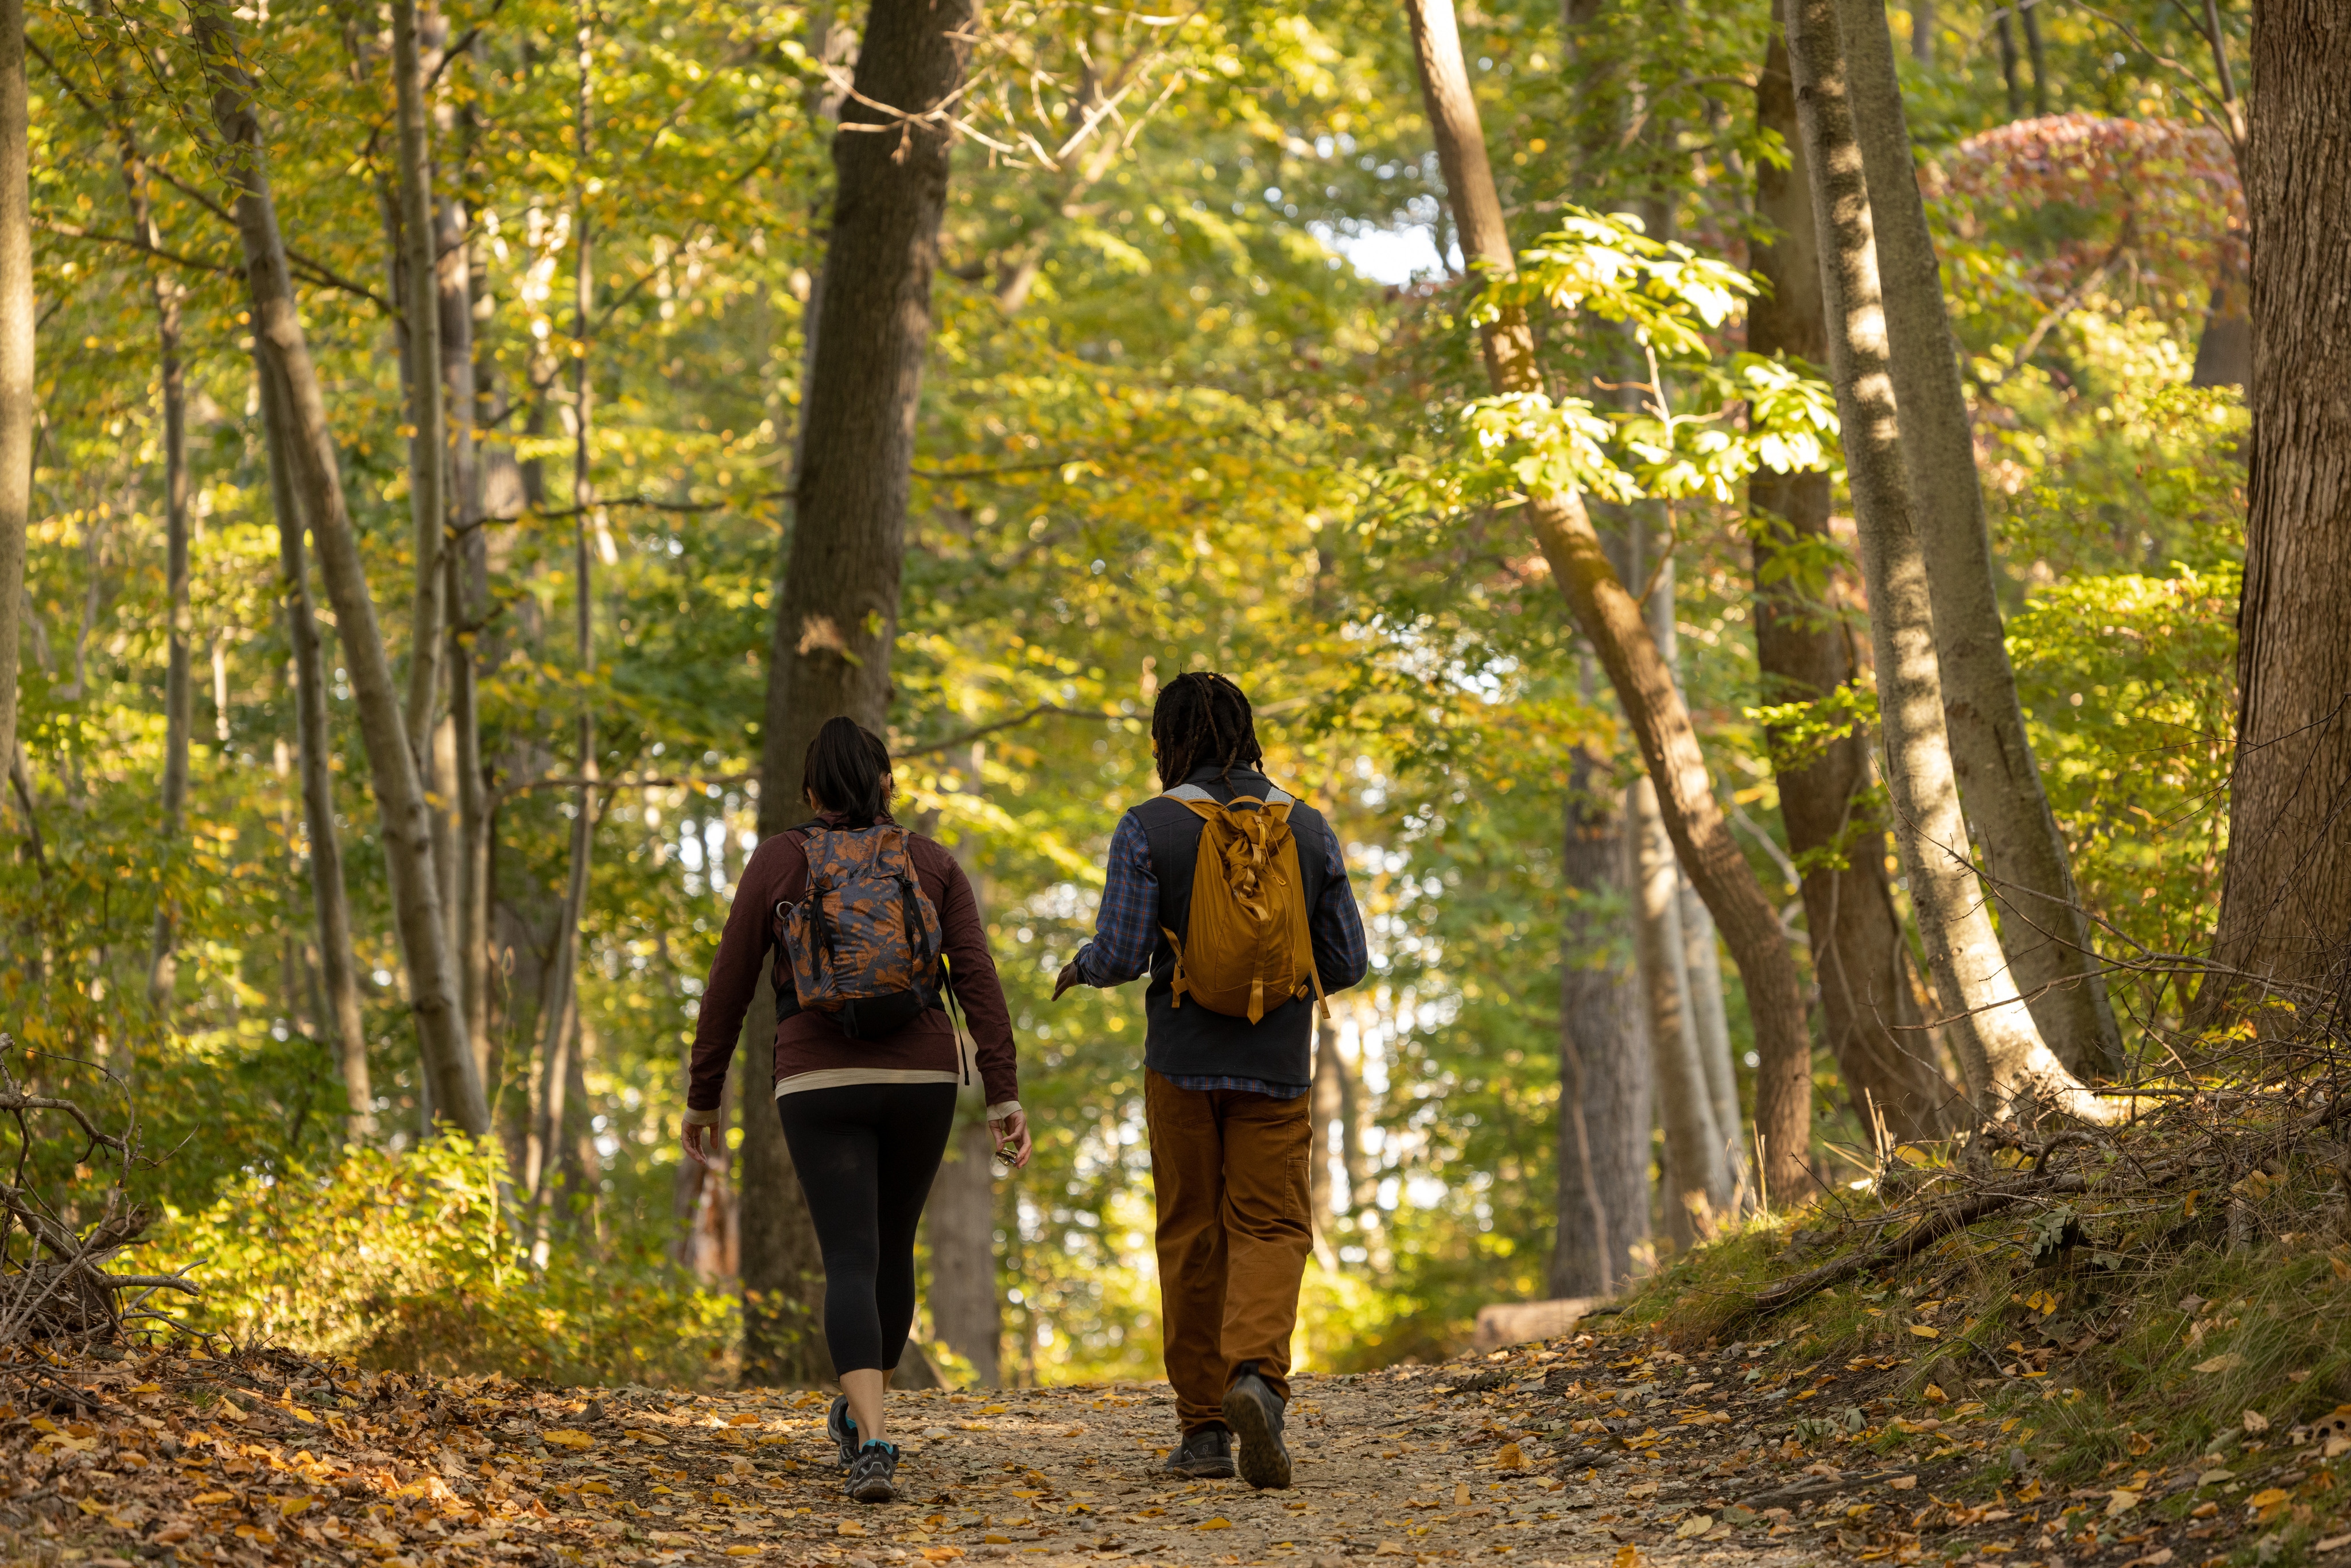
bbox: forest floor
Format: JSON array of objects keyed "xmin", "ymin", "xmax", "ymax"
[{"xmin": 0, "ymin": 1319, "xmax": 2303, "ymax": 1568}]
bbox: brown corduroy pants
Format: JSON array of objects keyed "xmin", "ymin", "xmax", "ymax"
[{"xmin": 1143, "ymin": 1069, "xmax": 1314, "ymax": 1434}]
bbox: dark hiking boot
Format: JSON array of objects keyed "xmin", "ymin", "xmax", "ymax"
[
  {"xmin": 1160, "ymin": 1425, "xmax": 1236, "ymax": 1480},
  {"xmin": 827, "ymin": 1395, "xmax": 860, "ymax": 1468},
  {"xmin": 1221, "ymin": 1365, "xmax": 1292, "ymax": 1490},
  {"xmin": 847, "ymin": 1439, "xmax": 901, "ymax": 1504}
]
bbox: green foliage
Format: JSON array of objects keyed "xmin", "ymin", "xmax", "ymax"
[{"xmin": 164, "ymin": 1135, "xmax": 736, "ymax": 1388}]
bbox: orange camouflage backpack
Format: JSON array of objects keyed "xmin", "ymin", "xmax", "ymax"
[{"xmin": 772, "ymin": 824, "xmax": 946, "ymax": 1039}]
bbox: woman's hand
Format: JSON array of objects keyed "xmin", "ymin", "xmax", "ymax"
[
  {"xmin": 681, "ymin": 1120, "xmax": 723, "ymax": 1169},
  {"xmin": 989, "ymin": 1108, "xmax": 1033, "ymax": 1169},
  {"xmin": 1052, "ymin": 959, "xmax": 1083, "ymax": 1000}
]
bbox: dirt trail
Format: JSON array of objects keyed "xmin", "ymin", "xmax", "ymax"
[{"xmin": 1, "ymin": 1326, "xmax": 2268, "ymax": 1567}]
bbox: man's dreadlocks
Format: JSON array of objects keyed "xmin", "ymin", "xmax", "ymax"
[{"xmin": 1151, "ymin": 671, "xmax": 1262, "ymax": 790}]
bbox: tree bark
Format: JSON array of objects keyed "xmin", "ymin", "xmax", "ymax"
[
  {"xmin": 0, "ymin": 0, "xmax": 28, "ymax": 784},
  {"xmin": 1310, "ymin": 1014, "xmax": 1343, "ymax": 1255},
  {"xmin": 1751, "ymin": 13, "xmax": 1953, "ymax": 1142},
  {"xmin": 390, "ymin": 0, "xmax": 445, "ymax": 766},
  {"xmin": 1837, "ymin": 0, "xmax": 2123, "ymax": 1078},
  {"xmin": 742, "ymin": 0, "xmax": 973, "ymax": 1385},
  {"xmin": 1783, "ymin": 0, "xmax": 2119, "ymax": 1123},
  {"xmin": 108, "ymin": 115, "xmax": 192, "ymax": 1012},
  {"xmin": 193, "ymin": 0, "xmax": 488, "ymax": 1135},
  {"xmin": 1402, "ymin": 0, "xmax": 1814, "ymax": 1201},
  {"xmin": 2197, "ymin": 0, "xmax": 2351, "ymax": 1022},
  {"xmin": 2020, "ymin": 0, "xmax": 2049, "ymax": 118},
  {"xmin": 258, "ymin": 350, "xmax": 374, "ymax": 1140},
  {"xmin": 1911, "ymin": 0, "xmax": 1934, "ymax": 64},
  {"xmin": 1550, "ymin": 752, "xmax": 1651, "ymax": 1298},
  {"xmin": 1634, "ymin": 775, "xmax": 1726, "ymax": 1245},
  {"xmin": 926, "ymin": 1119, "xmax": 1002, "ymax": 1387}
]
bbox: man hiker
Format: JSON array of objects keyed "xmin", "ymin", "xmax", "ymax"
[{"xmin": 1055, "ymin": 672, "xmax": 1368, "ymax": 1489}]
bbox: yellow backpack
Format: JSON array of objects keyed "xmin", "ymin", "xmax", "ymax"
[{"xmin": 1161, "ymin": 787, "xmax": 1329, "ymax": 1025}]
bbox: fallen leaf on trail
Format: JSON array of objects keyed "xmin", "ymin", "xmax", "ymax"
[
  {"xmin": 1456, "ymin": 1482, "xmax": 1472, "ymax": 1506},
  {"xmin": 838, "ymin": 1520, "xmax": 868, "ymax": 1536},
  {"xmin": 278, "ymin": 1496, "xmax": 312, "ymax": 1517},
  {"xmin": 1888, "ymin": 1477, "xmax": 1918, "ymax": 1491},
  {"xmin": 543, "ymin": 1429, "xmax": 595, "ymax": 1449},
  {"xmin": 2248, "ymin": 1487, "xmax": 2292, "ymax": 1515},
  {"xmin": 216, "ymin": 1400, "xmax": 245, "ymax": 1421},
  {"xmin": 1494, "ymin": 1442, "xmax": 1526, "ymax": 1470},
  {"xmin": 2315, "ymin": 1534, "xmax": 2351, "ymax": 1554},
  {"xmin": 2199, "ymin": 1469, "xmax": 2234, "ymax": 1485},
  {"xmin": 726, "ymin": 1549, "xmax": 761, "ymax": 1558},
  {"xmin": 1922, "ymin": 1384, "xmax": 1948, "ymax": 1404},
  {"xmin": 2119, "ymin": 1550, "xmax": 2175, "ymax": 1568},
  {"xmin": 1611, "ymin": 1546, "xmax": 1646, "ymax": 1568},
  {"xmin": 2127, "ymin": 1431, "xmax": 2153, "ymax": 1456},
  {"xmin": 728, "ymin": 1412, "xmax": 762, "ymax": 1426},
  {"xmin": 922, "ymin": 1550, "xmax": 966, "ymax": 1562},
  {"xmin": 1197, "ymin": 1516, "xmax": 1233, "ymax": 1530},
  {"xmin": 2106, "ymin": 1489, "xmax": 2142, "ymax": 1516},
  {"xmin": 1908, "ymin": 1325, "xmax": 1940, "ymax": 1339},
  {"xmin": 1674, "ymin": 1514, "xmax": 1713, "ymax": 1539},
  {"xmin": 191, "ymin": 1492, "xmax": 234, "ymax": 1505},
  {"xmin": 2193, "ymin": 1353, "xmax": 2244, "ymax": 1374},
  {"xmin": 2244, "ymin": 1409, "xmax": 2272, "ymax": 1434}
]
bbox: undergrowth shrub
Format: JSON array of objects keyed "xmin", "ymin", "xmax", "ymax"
[{"xmin": 156, "ymin": 1134, "xmax": 736, "ymax": 1388}]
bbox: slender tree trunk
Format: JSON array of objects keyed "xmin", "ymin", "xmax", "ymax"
[
  {"xmin": 259, "ymin": 351, "xmax": 373, "ymax": 1140},
  {"xmin": 0, "ymin": 0, "xmax": 28, "ymax": 782},
  {"xmin": 1634, "ymin": 775, "xmax": 1725, "ymax": 1245},
  {"xmin": 1995, "ymin": 13, "xmax": 2023, "ymax": 119},
  {"xmin": 109, "ymin": 118, "xmax": 192, "ymax": 1011},
  {"xmin": 1310, "ymin": 1015, "xmax": 1342, "ymax": 1254},
  {"xmin": 926, "ymin": 1119, "xmax": 1002, "ymax": 1387},
  {"xmin": 1837, "ymin": 0, "xmax": 2122, "ymax": 1078},
  {"xmin": 742, "ymin": 0, "xmax": 973, "ymax": 1387},
  {"xmin": 2197, "ymin": 0, "xmax": 2351, "ymax": 1024},
  {"xmin": 1910, "ymin": 0, "xmax": 1934, "ymax": 64},
  {"xmin": 1784, "ymin": 0, "xmax": 2120, "ymax": 1123},
  {"xmin": 1404, "ymin": 0, "xmax": 1813, "ymax": 1202},
  {"xmin": 2019, "ymin": 0, "xmax": 2048, "ymax": 117},
  {"xmin": 1551, "ymin": 750, "xmax": 1651, "ymax": 1298},
  {"xmin": 1751, "ymin": 11, "xmax": 1952, "ymax": 1141},
  {"xmin": 390, "ymin": 0, "xmax": 445, "ymax": 764},
  {"xmin": 193, "ymin": 0, "xmax": 488, "ymax": 1134}
]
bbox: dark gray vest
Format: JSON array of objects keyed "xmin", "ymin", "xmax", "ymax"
[{"xmin": 1133, "ymin": 765, "xmax": 1334, "ymax": 1086}]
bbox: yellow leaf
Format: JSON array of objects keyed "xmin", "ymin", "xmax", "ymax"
[
  {"xmin": 2193, "ymin": 1354, "xmax": 2243, "ymax": 1374},
  {"xmin": 728, "ymin": 1412, "xmax": 763, "ymax": 1426},
  {"xmin": 2127, "ymin": 1431, "xmax": 2152, "ymax": 1456},
  {"xmin": 1456, "ymin": 1482, "xmax": 1472, "ymax": 1506},
  {"xmin": 838, "ymin": 1521, "xmax": 868, "ymax": 1536},
  {"xmin": 2106, "ymin": 1489, "xmax": 2141, "ymax": 1517},
  {"xmin": 28, "ymin": 1417, "xmax": 55, "ymax": 1434},
  {"xmin": 982, "ymin": 1404, "xmax": 1009, "ymax": 1414},
  {"xmin": 543, "ymin": 1429, "xmax": 595, "ymax": 1449},
  {"xmin": 1197, "ymin": 1517, "xmax": 1233, "ymax": 1531},
  {"xmin": 1889, "ymin": 1477, "xmax": 1918, "ymax": 1491},
  {"xmin": 1908, "ymin": 1325, "xmax": 1941, "ymax": 1339},
  {"xmin": 280, "ymin": 1496, "xmax": 313, "ymax": 1518},
  {"xmin": 2243, "ymin": 1410, "xmax": 2271, "ymax": 1434},
  {"xmin": 921, "ymin": 1549, "xmax": 967, "ymax": 1562},
  {"xmin": 1922, "ymin": 1384, "xmax": 1949, "ymax": 1404},
  {"xmin": 193, "ymin": 1492, "xmax": 235, "ymax": 1505},
  {"xmin": 726, "ymin": 1549, "xmax": 761, "ymax": 1558},
  {"xmin": 2184, "ymin": 1190, "xmax": 2198, "ymax": 1217},
  {"xmin": 2334, "ymin": 1255, "xmax": 2351, "ymax": 1282},
  {"xmin": 2249, "ymin": 1488, "xmax": 2292, "ymax": 1509},
  {"xmin": 1674, "ymin": 1515, "xmax": 1714, "ymax": 1539},
  {"xmin": 129, "ymin": 1383, "xmax": 161, "ymax": 1395},
  {"xmin": 1613, "ymin": 1546, "xmax": 1647, "ymax": 1568},
  {"xmin": 1495, "ymin": 1442, "xmax": 1526, "ymax": 1470}
]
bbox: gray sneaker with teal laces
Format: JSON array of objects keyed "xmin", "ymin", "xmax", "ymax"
[
  {"xmin": 847, "ymin": 1438, "xmax": 901, "ymax": 1503},
  {"xmin": 827, "ymin": 1395, "xmax": 860, "ymax": 1468}
]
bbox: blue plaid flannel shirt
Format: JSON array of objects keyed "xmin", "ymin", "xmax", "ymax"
[{"xmin": 1073, "ymin": 809, "xmax": 1367, "ymax": 1099}]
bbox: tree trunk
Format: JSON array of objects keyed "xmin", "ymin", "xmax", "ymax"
[
  {"xmin": 2189, "ymin": 240, "xmax": 2251, "ymax": 390},
  {"xmin": 390, "ymin": 0, "xmax": 444, "ymax": 764},
  {"xmin": 1995, "ymin": 13, "xmax": 2023, "ymax": 120},
  {"xmin": 1783, "ymin": 0, "xmax": 2119, "ymax": 1123},
  {"xmin": 258, "ymin": 351, "xmax": 373, "ymax": 1140},
  {"xmin": 926, "ymin": 1119, "xmax": 1002, "ymax": 1387},
  {"xmin": 1310, "ymin": 1014, "xmax": 1342, "ymax": 1256},
  {"xmin": 193, "ymin": 0, "xmax": 488, "ymax": 1135},
  {"xmin": 742, "ymin": 0, "xmax": 973, "ymax": 1387},
  {"xmin": 1679, "ymin": 883, "xmax": 1743, "ymax": 1181},
  {"xmin": 1911, "ymin": 0, "xmax": 1934, "ymax": 64},
  {"xmin": 1403, "ymin": 0, "xmax": 1813, "ymax": 1203},
  {"xmin": 0, "ymin": 0, "xmax": 28, "ymax": 783},
  {"xmin": 2019, "ymin": 0, "xmax": 2049, "ymax": 117},
  {"xmin": 1633, "ymin": 775, "xmax": 1725, "ymax": 1245},
  {"xmin": 1837, "ymin": 0, "xmax": 2123, "ymax": 1078},
  {"xmin": 1550, "ymin": 753, "xmax": 1651, "ymax": 1298},
  {"xmin": 2196, "ymin": 0, "xmax": 2351, "ymax": 1022},
  {"xmin": 109, "ymin": 118, "xmax": 192, "ymax": 1012},
  {"xmin": 1751, "ymin": 12, "xmax": 1952, "ymax": 1142}
]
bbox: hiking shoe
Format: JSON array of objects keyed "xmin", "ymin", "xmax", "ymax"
[
  {"xmin": 1221, "ymin": 1369, "xmax": 1292, "ymax": 1490},
  {"xmin": 1160, "ymin": 1425, "xmax": 1236, "ymax": 1479},
  {"xmin": 827, "ymin": 1395, "xmax": 860, "ymax": 1468},
  {"xmin": 847, "ymin": 1439, "xmax": 901, "ymax": 1503}
]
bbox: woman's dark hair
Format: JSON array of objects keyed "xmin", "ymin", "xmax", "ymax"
[
  {"xmin": 1151, "ymin": 671, "xmax": 1261, "ymax": 789},
  {"xmin": 802, "ymin": 717, "xmax": 894, "ymax": 826}
]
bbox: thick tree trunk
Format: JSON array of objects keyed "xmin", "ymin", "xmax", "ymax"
[
  {"xmin": 1751, "ymin": 14, "xmax": 1952, "ymax": 1142},
  {"xmin": 0, "ymin": 0, "xmax": 27, "ymax": 782},
  {"xmin": 258, "ymin": 352, "xmax": 374, "ymax": 1140},
  {"xmin": 926, "ymin": 1119, "xmax": 1002, "ymax": 1387},
  {"xmin": 742, "ymin": 0, "xmax": 973, "ymax": 1385},
  {"xmin": 390, "ymin": 0, "xmax": 444, "ymax": 764},
  {"xmin": 1550, "ymin": 755, "xmax": 1651, "ymax": 1298},
  {"xmin": 1403, "ymin": 0, "xmax": 1813, "ymax": 1201},
  {"xmin": 2197, "ymin": 0, "xmax": 2351, "ymax": 1021},
  {"xmin": 193, "ymin": 0, "xmax": 488, "ymax": 1135},
  {"xmin": 1783, "ymin": 0, "xmax": 2120, "ymax": 1123},
  {"xmin": 110, "ymin": 121, "xmax": 192, "ymax": 1012},
  {"xmin": 1837, "ymin": 0, "xmax": 2123, "ymax": 1078}
]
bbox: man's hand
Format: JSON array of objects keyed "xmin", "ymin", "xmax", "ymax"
[
  {"xmin": 681, "ymin": 1119, "xmax": 723, "ymax": 1169},
  {"xmin": 990, "ymin": 1108, "xmax": 1033, "ymax": 1169},
  {"xmin": 1052, "ymin": 959, "xmax": 1084, "ymax": 1000}
]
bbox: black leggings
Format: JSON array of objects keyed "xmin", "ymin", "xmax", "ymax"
[{"xmin": 775, "ymin": 1082, "xmax": 959, "ymax": 1376}]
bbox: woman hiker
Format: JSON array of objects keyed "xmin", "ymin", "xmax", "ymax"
[{"xmin": 681, "ymin": 716, "xmax": 1028, "ymax": 1504}]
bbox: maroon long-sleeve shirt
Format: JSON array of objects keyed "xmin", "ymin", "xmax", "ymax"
[{"xmin": 684, "ymin": 813, "xmax": 1020, "ymax": 1117}]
